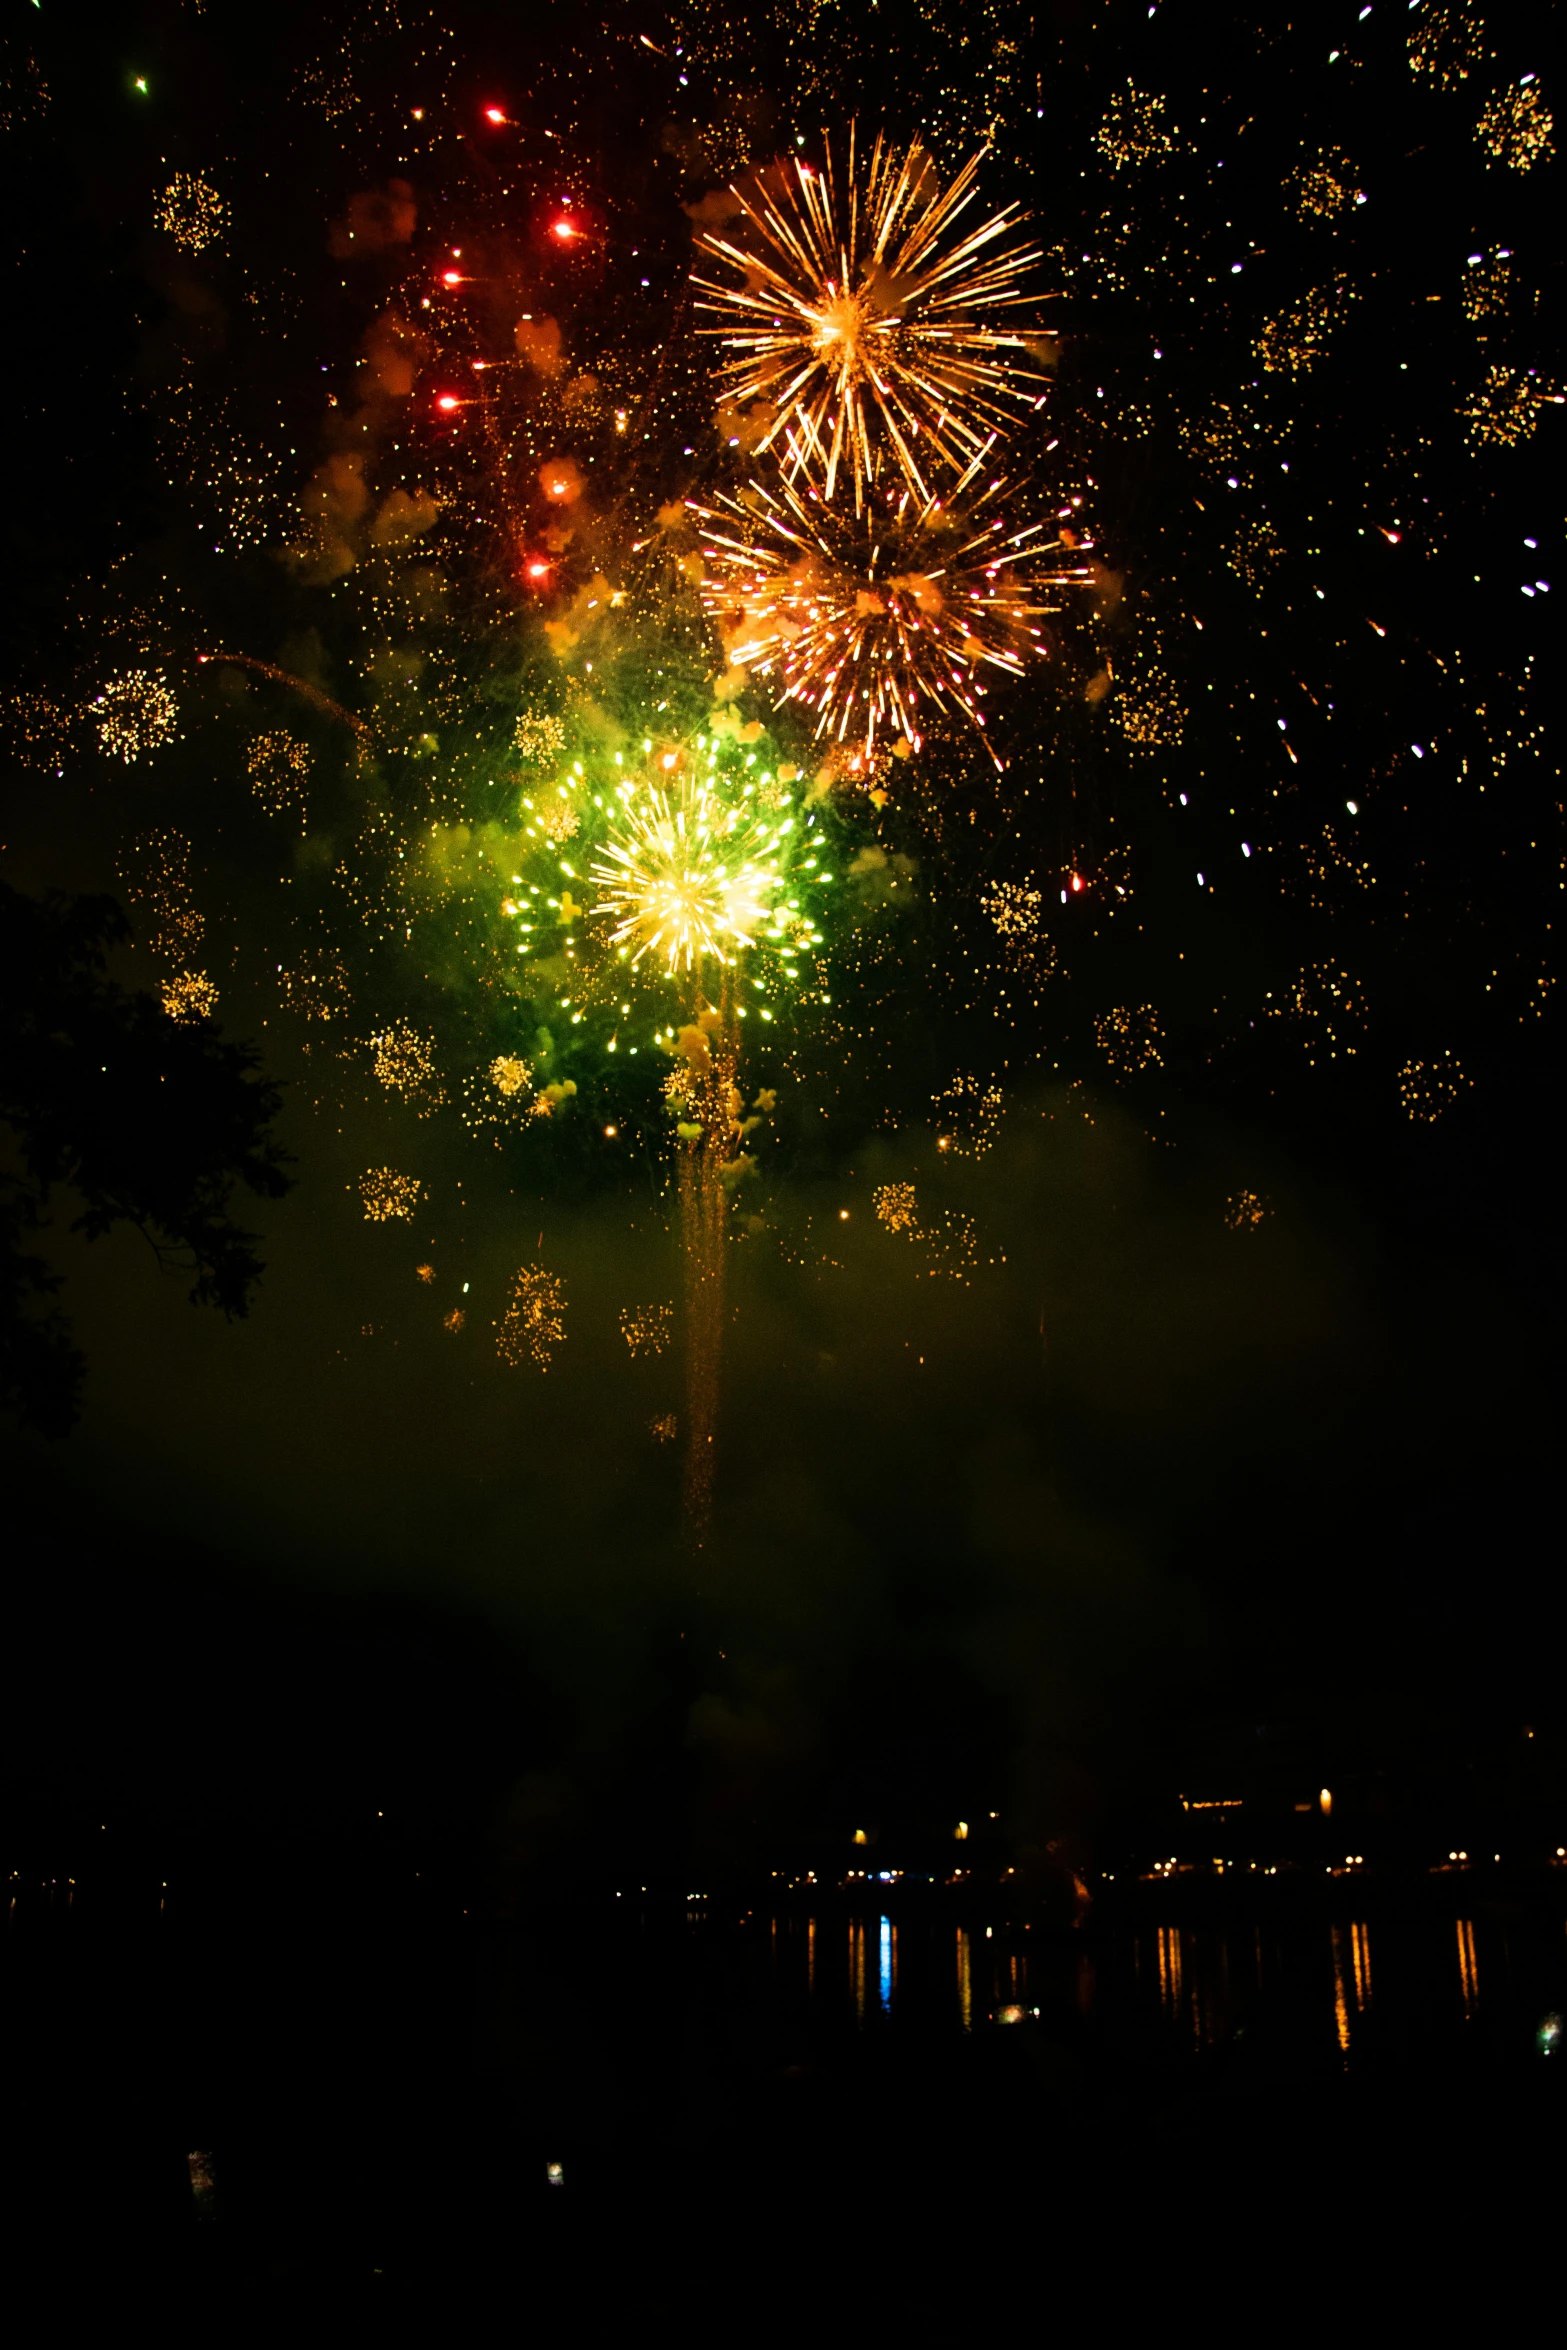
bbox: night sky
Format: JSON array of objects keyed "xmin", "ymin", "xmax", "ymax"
[{"xmin": 2, "ymin": 0, "xmax": 1559, "ymax": 1890}]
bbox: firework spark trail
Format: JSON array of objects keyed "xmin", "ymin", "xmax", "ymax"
[
  {"xmin": 668, "ymin": 1000, "xmax": 745, "ymax": 1546},
  {"xmin": 697, "ymin": 466, "xmax": 1089, "ymax": 763},
  {"xmin": 196, "ymin": 653, "xmax": 373, "ymax": 755},
  {"xmin": 694, "ymin": 130, "xmax": 1049, "ymax": 507}
]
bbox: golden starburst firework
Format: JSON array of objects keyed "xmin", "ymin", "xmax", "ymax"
[
  {"xmin": 698, "ymin": 469, "xmax": 1086, "ymax": 764},
  {"xmin": 693, "ymin": 130, "xmax": 1049, "ymax": 506},
  {"xmin": 588, "ymin": 777, "xmax": 800, "ymax": 973}
]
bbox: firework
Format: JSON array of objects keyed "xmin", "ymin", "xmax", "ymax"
[
  {"xmin": 369, "ymin": 1021, "xmax": 443, "ymax": 1111},
  {"xmin": 650, "ymin": 1413, "xmax": 678, "ymax": 1444},
  {"xmin": 359, "ymin": 1168, "xmax": 423, "ymax": 1221},
  {"xmin": 497, "ymin": 1264, "xmax": 566, "ymax": 1370},
  {"xmin": 1287, "ymin": 150, "xmax": 1362, "ymax": 220},
  {"xmin": 1287, "ymin": 825, "xmax": 1375, "ymax": 911},
  {"xmin": 621, "ymin": 1303, "xmax": 674, "ymax": 1357},
  {"xmin": 1113, "ymin": 662, "xmax": 1184, "ymax": 748},
  {"xmin": 1225, "ymin": 1191, "xmax": 1269, "ymax": 1230},
  {"xmin": 589, "ymin": 775, "xmax": 801, "ymax": 974},
  {"xmin": 699, "ymin": 469, "xmax": 1086, "ymax": 764},
  {"xmin": 1408, "ymin": 4, "xmax": 1484, "ymax": 88},
  {"xmin": 248, "ymin": 730, "xmax": 311, "ymax": 819},
  {"xmin": 532, "ymin": 794, "xmax": 580, "ymax": 846},
  {"xmin": 1478, "ymin": 83, "xmax": 1553, "ymax": 172},
  {"xmin": 980, "ymin": 876, "xmax": 1059, "ymax": 984},
  {"xmin": 693, "ymin": 131, "xmax": 1049, "ymax": 506},
  {"xmin": 514, "ymin": 710, "xmax": 567, "ymax": 764},
  {"xmin": 932, "ymin": 1072, "xmax": 1004, "ymax": 1155},
  {"xmin": 278, "ymin": 945, "xmax": 351, "ymax": 1021},
  {"xmin": 2, "ymin": 689, "xmax": 72, "ymax": 775},
  {"xmin": 1399, "ymin": 1051, "xmax": 1471, "ymax": 1121},
  {"xmin": 874, "ymin": 1181, "xmax": 919, "ymax": 1234},
  {"xmin": 119, "ymin": 828, "xmax": 204, "ymax": 958},
  {"xmin": 1257, "ymin": 279, "xmax": 1355, "ymax": 374},
  {"xmin": 1230, "ymin": 518, "xmax": 1285, "ymax": 590},
  {"xmin": 1460, "ymin": 364, "xmax": 1562, "ymax": 449},
  {"xmin": 1096, "ymin": 1005, "xmax": 1164, "ymax": 1073},
  {"xmin": 442, "ymin": 1308, "xmax": 466, "ymax": 1333},
  {"xmin": 92, "ymin": 669, "xmax": 179, "ymax": 763},
  {"xmin": 1460, "ymin": 252, "xmax": 1511, "ymax": 323},
  {"xmin": 458, "ymin": 1050, "xmax": 537, "ymax": 1136},
  {"xmin": 1265, "ymin": 965, "xmax": 1367, "ymax": 1065},
  {"xmin": 155, "ymin": 171, "xmax": 226, "ymax": 252},
  {"xmin": 1097, "ymin": 85, "xmax": 1174, "ymax": 171},
  {"xmin": 160, "ymin": 970, "xmax": 219, "ymax": 1022}
]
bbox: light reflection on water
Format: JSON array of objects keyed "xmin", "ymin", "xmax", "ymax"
[
  {"xmin": 765, "ymin": 1903, "xmax": 1500, "ymax": 2057},
  {"xmin": 1457, "ymin": 1918, "xmax": 1480, "ymax": 2019},
  {"xmin": 879, "ymin": 1917, "xmax": 896, "ymax": 2014}
]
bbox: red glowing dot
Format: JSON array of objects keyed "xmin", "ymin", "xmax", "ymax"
[
  {"xmin": 1070, "ymin": 874, "xmax": 1083, "ymax": 892},
  {"xmin": 436, "ymin": 395, "xmax": 460, "ymax": 412},
  {"xmin": 484, "ymin": 107, "xmax": 506, "ymax": 125},
  {"xmin": 441, "ymin": 271, "xmax": 462, "ymax": 285},
  {"xmin": 526, "ymin": 563, "xmax": 549, "ymax": 578},
  {"xmin": 551, "ymin": 218, "xmax": 576, "ymax": 240}
]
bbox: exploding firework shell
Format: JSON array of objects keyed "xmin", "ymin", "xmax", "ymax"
[
  {"xmin": 589, "ymin": 774, "xmax": 811, "ymax": 975},
  {"xmin": 694, "ymin": 130, "xmax": 1050, "ymax": 507},
  {"xmin": 698, "ymin": 467, "xmax": 1088, "ymax": 764}
]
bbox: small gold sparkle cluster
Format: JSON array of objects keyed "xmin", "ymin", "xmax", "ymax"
[
  {"xmin": 1460, "ymin": 364, "xmax": 1558, "ymax": 448},
  {"xmin": 92, "ymin": 669, "xmax": 179, "ymax": 764},
  {"xmin": 1287, "ymin": 150, "xmax": 1361, "ymax": 220},
  {"xmin": 1399, "ymin": 1051, "xmax": 1471, "ymax": 1121},
  {"xmin": 1095, "ymin": 1004, "xmax": 1163, "ymax": 1074},
  {"xmin": 621, "ymin": 1303, "xmax": 674, "ymax": 1358},
  {"xmin": 443, "ymin": 1307, "xmax": 466, "ymax": 1333},
  {"xmin": 980, "ymin": 877, "xmax": 1044, "ymax": 942},
  {"xmin": 1231, "ymin": 518, "xmax": 1285, "ymax": 590},
  {"xmin": 932, "ymin": 1073, "xmax": 1004, "ymax": 1157},
  {"xmin": 120, "ymin": 828, "xmax": 204, "ymax": 958},
  {"xmin": 513, "ymin": 710, "xmax": 566, "ymax": 764},
  {"xmin": 1478, "ymin": 83, "xmax": 1554, "ymax": 173},
  {"xmin": 279, "ymin": 947, "xmax": 350, "ymax": 1021},
  {"xmin": 359, "ymin": 1168, "xmax": 423, "ymax": 1222},
  {"xmin": 533, "ymin": 794, "xmax": 580, "ymax": 846},
  {"xmin": 1097, "ymin": 84, "xmax": 1174, "ymax": 170},
  {"xmin": 1294, "ymin": 825, "xmax": 1375, "ymax": 909},
  {"xmin": 1114, "ymin": 663, "xmax": 1184, "ymax": 747},
  {"xmin": 1461, "ymin": 253, "xmax": 1512, "ymax": 323},
  {"xmin": 650, "ymin": 1413, "xmax": 678, "ymax": 1443},
  {"xmin": 1225, "ymin": 1191, "xmax": 1269, "ymax": 1230},
  {"xmin": 160, "ymin": 970, "xmax": 219, "ymax": 1022},
  {"xmin": 3, "ymin": 689, "xmax": 72, "ymax": 774},
  {"xmin": 874, "ymin": 1182, "xmax": 919, "ymax": 1234},
  {"xmin": 1408, "ymin": 4, "xmax": 1484, "ymax": 89},
  {"xmin": 497, "ymin": 1265, "xmax": 567, "ymax": 1371},
  {"xmin": 248, "ymin": 730, "xmax": 311, "ymax": 819},
  {"xmin": 1266, "ymin": 964, "xmax": 1367, "ymax": 1064},
  {"xmin": 1257, "ymin": 280, "xmax": 1353, "ymax": 375},
  {"xmin": 370, "ymin": 1022, "xmax": 443, "ymax": 1111},
  {"xmin": 155, "ymin": 172, "xmax": 227, "ymax": 252}
]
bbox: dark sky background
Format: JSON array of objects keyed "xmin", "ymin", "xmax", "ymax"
[{"xmin": 1, "ymin": 0, "xmax": 1559, "ymax": 1891}]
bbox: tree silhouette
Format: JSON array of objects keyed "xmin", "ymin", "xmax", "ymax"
[{"xmin": 1, "ymin": 881, "xmax": 292, "ymax": 1434}]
